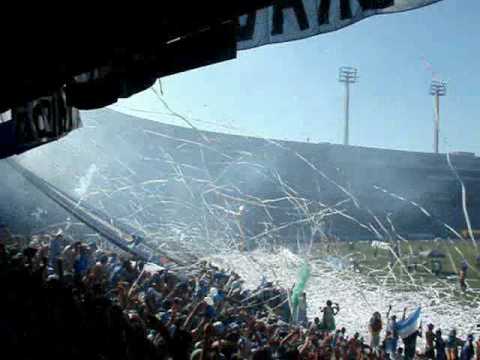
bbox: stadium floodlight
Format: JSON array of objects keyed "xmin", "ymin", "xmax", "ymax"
[
  {"xmin": 338, "ymin": 67, "xmax": 358, "ymax": 146},
  {"xmin": 429, "ymin": 80, "xmax": 447, "ymax": 154}
]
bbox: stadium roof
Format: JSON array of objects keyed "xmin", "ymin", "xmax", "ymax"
[
  {"xmin": 0, "ymin": 2, "xmax": 274, "ymax": 113},
  {"xmin": 0, "ymin": 0, "xmax": 443, "ymax": 158}
]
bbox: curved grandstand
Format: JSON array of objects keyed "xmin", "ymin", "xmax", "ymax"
[{"xmin": 2, "ymin": 109, "xmax": 479, "ymax": 248}]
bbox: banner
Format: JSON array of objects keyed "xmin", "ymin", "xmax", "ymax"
[
  {"xmin": 396, "ymin": 307, "xmax": 421, "ymax": 338},
  {"xmin": 237, "ymin": 0, "xmax": 442, "ymax": 50},
  {"xmin": 11, "ymin": 88, "xmax": 81, "ymax": 155},
  {"xmin": 0, "ymin": 89, "xmax": 82, "ymax": 158}
]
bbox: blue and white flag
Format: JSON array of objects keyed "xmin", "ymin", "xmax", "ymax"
[
  {"xmin": 238, "ymin": 0, "xmax": 444, "ymax": 50},
  {"xmin": 396, "ymin": 307, "xmax": 422, "ymax": 338}
]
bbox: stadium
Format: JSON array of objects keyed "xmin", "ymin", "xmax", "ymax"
[{"xmin": 1, "ymin": 1, "xmax": 480, "ymax": 360}]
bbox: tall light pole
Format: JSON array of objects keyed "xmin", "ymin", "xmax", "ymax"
[
  {"xmin": 339, "ymin": 67, "xmax": 358, "ymax": 146},
  {"xmin": 430, "ymin": 80, "xmax": 447, "ymax": 154}
]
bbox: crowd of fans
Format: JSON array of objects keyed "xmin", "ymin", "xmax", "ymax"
[{"xmin": 1, "ymin": 231, "xmax": 479, "ymax": 360}]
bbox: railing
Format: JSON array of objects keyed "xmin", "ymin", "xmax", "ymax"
[{"xmin": 5, "ymin": 159, "xmax": 185, "ymax": 265}]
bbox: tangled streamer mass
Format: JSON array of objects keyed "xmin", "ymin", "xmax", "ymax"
[
  {"xmin": 14, "ymin": 107, "xmax": 480, "ymax": 338},
  {"xmin": 210, "ymin": 248, "xmax": 480, "ymax": 339}
]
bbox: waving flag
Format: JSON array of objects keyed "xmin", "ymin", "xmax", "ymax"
[
  {"xmin": 396, "ymin": 307, "xmax": 422, "ymax": 338},
  {"xmin": 238, "ymin": 0, "xmax": 444, "ymax": 50},
  {"xmin": 291, "ymin": 261, "xmax": 311, "ymax": 307}
]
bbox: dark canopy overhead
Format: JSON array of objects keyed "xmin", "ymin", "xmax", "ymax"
[
  {"xmin": 0, "ymin": 0, "xmax": 442, "ymax": 158},
  {"xmin": 0, "ymin": 1, "xmax": 274, "ymax": 113},
  {"xmin": 1, "ymin": 0, "xmax": 442, "ymax": 112}
]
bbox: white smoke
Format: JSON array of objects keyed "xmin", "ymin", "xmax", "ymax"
[{"xmin": 74, "ymin": 164, "xmax": 98, "ymax": 198}]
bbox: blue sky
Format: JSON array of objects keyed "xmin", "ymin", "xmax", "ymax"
[{"xmin": 113, "ymin": 0, "xmax": 480, "ymax": 154}]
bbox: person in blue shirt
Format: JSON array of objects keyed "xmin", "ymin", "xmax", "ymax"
[
  {"xmin": 387, "ymin": 314, "xmax": 399, "ymax": 354},
  {"xmin": 460, "ymin": 334, "xmax": 474, "ymax": 360},
  {"xmin": 73, "ymin": 244, "xmax": 91, "ymax": 278},
  {"xmin": 145, "ymin": 285, "xmax": 163, "ymax": 313},
  {"xmin": 110, "ymin": 259, "xmax": 136, "ymax": 286},
  {"xmin": 385, "ymin": 330, "xmax": 397, "ymax": 357}
]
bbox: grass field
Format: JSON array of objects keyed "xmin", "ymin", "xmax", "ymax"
[{"xmin": 311, "ymin": 239, "xmax": 480, "ymax": 291}]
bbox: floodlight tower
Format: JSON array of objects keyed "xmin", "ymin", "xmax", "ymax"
[
  {"xmin": 430, "ymin": 80, "xmax": 447, "ymax": 154},
  {"xmin": 338, "ymin": 67, "xmax": 358, "ymax": 146}
]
